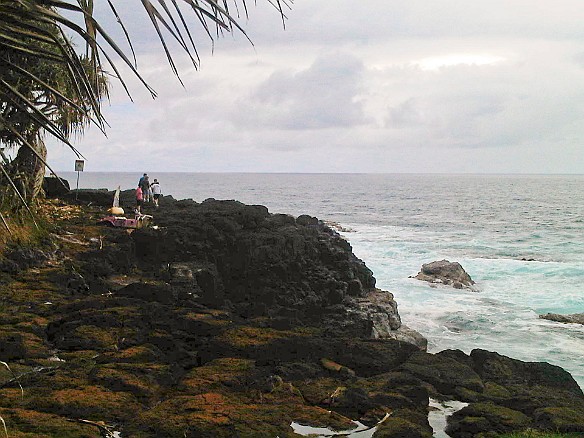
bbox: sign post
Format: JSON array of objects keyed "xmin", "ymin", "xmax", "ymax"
[{"xmin": 74, "ymin": 160, "xmax": 84, "ymax": 200}]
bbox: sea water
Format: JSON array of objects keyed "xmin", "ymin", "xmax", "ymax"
[{"xmin": 62, "ymin": 172, "xmax": 584, "ymax": 388}]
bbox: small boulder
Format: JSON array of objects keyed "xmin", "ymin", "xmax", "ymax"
[{"xmin": 413, "ymin": 260, "xmax": 475, "ymax": 289}]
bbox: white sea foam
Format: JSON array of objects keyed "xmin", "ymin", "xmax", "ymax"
[
  {"xmin": 428, "ymin": 399, "xmax": 469, "ymax": 438},
  {"xmin": 344, "ymin": 222, "xmax": 584, "ymax": 389}
]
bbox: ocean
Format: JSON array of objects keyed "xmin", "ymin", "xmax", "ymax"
[{"xmin": 62, "ymin": 172, "xmax": 584, "ymax": 389}]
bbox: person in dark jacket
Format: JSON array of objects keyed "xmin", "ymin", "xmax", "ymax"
[{"xmin": 138, "ymin": 173, "xmax": 150, "ymax": 202}]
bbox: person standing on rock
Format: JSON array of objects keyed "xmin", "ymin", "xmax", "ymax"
[
  {"xmin": 139, "ymin": 173, "xmax": 150, "ymax": 202},
  {"xmin": 135, "ymin": 185, "xmax": 143, "ymax": 214},
  {"xmin": 150, "ymin": 178, "xmax": 162, "ymax": 208},
  {"xmin": 138, "ymin": 173, "xmax": 146, "ymax": 189}
]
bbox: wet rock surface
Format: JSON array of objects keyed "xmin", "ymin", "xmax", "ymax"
[
  {"xmin": 413, "ymin": 259, "xmax": 476, "ymax": 289},
  {"xmin": 0, "ymin": 192, "xmax": 583, "ymax": 437},
  {"xmin": 540, "ymin": 312, "xmax": 584, "ymax": 325}
]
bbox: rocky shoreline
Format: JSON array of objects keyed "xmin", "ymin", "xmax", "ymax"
[{"xmin": 0, "ymin": 188, "xmax": 583, "ymax": 437}]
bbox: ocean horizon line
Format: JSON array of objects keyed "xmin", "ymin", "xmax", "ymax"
[{"xmin": 53, "ymin": 171, "xmax": 584, "ymax": 177}]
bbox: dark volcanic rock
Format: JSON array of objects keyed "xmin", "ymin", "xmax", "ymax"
[
  {"xmin": 539, "ymin": 312, "xmax": 584, "ymax": 325},
  {"xmin": 43, "ymin": 176, "xmax": 70, "ymax": 197},
  {"xmin": 132, "ymin": 199, "xmax": 384, "ymax": 332},
  {"xmin": 1, "ymin": 241, "xmax": 59, "ymax": 272},
  {"xmin": 117, "ymin": 282, "xmax": 176, "ymax": 304},
  {"xmin": 470, "ymin": 349, "xmax": 583, "ymax": 397},
  {"xmin": 413, "ymin": 259, "xmax": 475, "ymax": 289},
  {"xmin": 63, "ymin": 188, "xmax": 113, "ymax": 205},
  {"xmin": 4, "ymin": 192, "xmax": 584, "ymax": 437},
  {"xmin": 446, "ymin": 402, "xmax": 532, "ymax": 437},
  {"xmin": 400, "ymin": 351, "xmax": 484, "ymax": 397},
  {"xmin": 533, "ymin": 406, "xmax": 584, "ymax": 432}
]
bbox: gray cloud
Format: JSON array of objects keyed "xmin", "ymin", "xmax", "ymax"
[{"xmin": 231, "ymin": 52, "xmax": 368, "ymax": 130}]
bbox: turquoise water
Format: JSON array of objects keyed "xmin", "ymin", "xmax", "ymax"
[{"xmin": 63, "ymin": 172, "xmax": 584, "ymax": 388}]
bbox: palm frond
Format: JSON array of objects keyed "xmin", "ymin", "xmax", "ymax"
[
  {"xmin": 0, "ymin": 210, "xmax": 10, "ymax": 234},
  {"xmin": 105, "ymin": 0, "xmax": 137, "ymax": 67}
]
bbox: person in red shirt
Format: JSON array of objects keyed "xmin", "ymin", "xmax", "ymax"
[{"xmin": 135, "ymin": 186, "xmax": 143, "ymax": 214}]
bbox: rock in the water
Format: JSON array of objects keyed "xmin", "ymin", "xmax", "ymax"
[
  {"xmin": 539, "ymin": 313, "xmax": 584, "ymax": 325},
  {"xmin": 413, "ymin": 259, "xmax": 475, "ymax": 289}
]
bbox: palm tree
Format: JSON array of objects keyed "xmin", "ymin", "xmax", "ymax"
[
  {"xmin": 1, "ymin": 15, "xmax": 108, "ymax": 208},
  {"xmin": 0, "ymin": 0, "xmax": 288, "ymax": 216}
]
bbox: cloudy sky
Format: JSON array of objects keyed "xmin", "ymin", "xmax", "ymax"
[{"xmin": 47, "ymin": 1, "xmax": 584, "ymax": 173}]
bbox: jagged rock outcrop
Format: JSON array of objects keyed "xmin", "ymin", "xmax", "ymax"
[
  {"xmin": 348, "ymin": 289, "xmax": 427, "ymax": 349},
  {"xmin": 445, "ymin": 349, "xmax": 584, "ymax": 436},
  {"xmin": 540, "ymin": 312, "xmax": 584, "ymax": 325},
  {"xmin": 413, "ymin": 259, "xmax": 475, "ymax": 289},
  {"xmin": 128, "ymin": 197, "xmax": 418, "ymax": 346}
]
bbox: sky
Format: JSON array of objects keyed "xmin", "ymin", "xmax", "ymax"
[{"xmin": 47, "ymin": 0, "xmax": 584, "ymax": 174}]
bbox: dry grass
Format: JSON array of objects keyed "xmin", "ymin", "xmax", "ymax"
[
  {"xmin": 0, "ymin": 199, "xmax": 78, "ymax": 255},
  {"xmin": 0, "ymin": 219, "xmax": 38, "ymax": 253}
]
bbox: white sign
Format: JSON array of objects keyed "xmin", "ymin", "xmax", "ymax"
[{"xmin": 75, "ymin": 160, "xmax": 85, "ymax": 172}]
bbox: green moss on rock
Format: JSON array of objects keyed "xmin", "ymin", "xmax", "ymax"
[
  {"xmin": 0, "ymin": 330, "xmax": 49, "ymax": 360},
  {"xmin": 0, "ymin": 408, "xmax": 97, "ymax": 438},
  {"xmin": 373, "ymin": 416, "xmax": 432, "ymax": 438},
  {"xmin": 37, "ymin": 385, "xmax": 141, "ymax": 420},
  {"xmin": 447, "ymin": 402, "xmax": 532, "ymax": 436},
  {"xmin": 534, "ymin": 407, "xmax": 584, "ymax": 432}
]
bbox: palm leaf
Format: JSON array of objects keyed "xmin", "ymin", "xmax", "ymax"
[
  {"xmin": 0, "ymin": 211, "xmax": 10, "ymax": 234},
  {"xmin": 0, "ymin": 80, "xmax": 85, "ymax": 156},
  {"xmin": 1, "ymin": 10, "xmax": 107, "ymax": 126},
  {"xmin": 36, "ymin": 3, "xmax": 156, "ymax": 97},
  {"xmin": 105, "ymin": 0, "xmax": 137, "ymax": 67},
  {"xmin": 170, "ymin": 0, "xmax": 200, "ymax": 61},
  {"xmin": 2, "ymin": 58, "xmax": 107, "ymax": 134}
]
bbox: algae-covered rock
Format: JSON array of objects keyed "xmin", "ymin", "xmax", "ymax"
[
  {"xmin": 470, "ymin": 349, "xmax": 583, "ymax": 396},
  {"xmin": 0, "ymin": 329, "xmax": 49, "ymax": 360},
  {"xmin": 400, "ymin": 351, "xmax": 484, "ymax": 396},
  {"xmin": 380, "ymin": 372, "xmax": 430, "ymax": 409},
  {"xmin": 2, "ymin": 195, "xmax": 584, "ymax": 437},
  {"xmin": 373, "ymin": 409, "xmax": 433, "ymax": 438},
  {"xmin": 37, "ymin": 385, "xmax": 142, "ymax": 421},
  {"xmin": 446, "ymin": 402, "xmax": 532, "ymax": 437},
  {"xmin": 533, "ymin": 406, "xmax": 584, "ymax": 432},
  {"xmin": 0, "ymin": 408, "xmax": 97, "ymax": 438}
]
